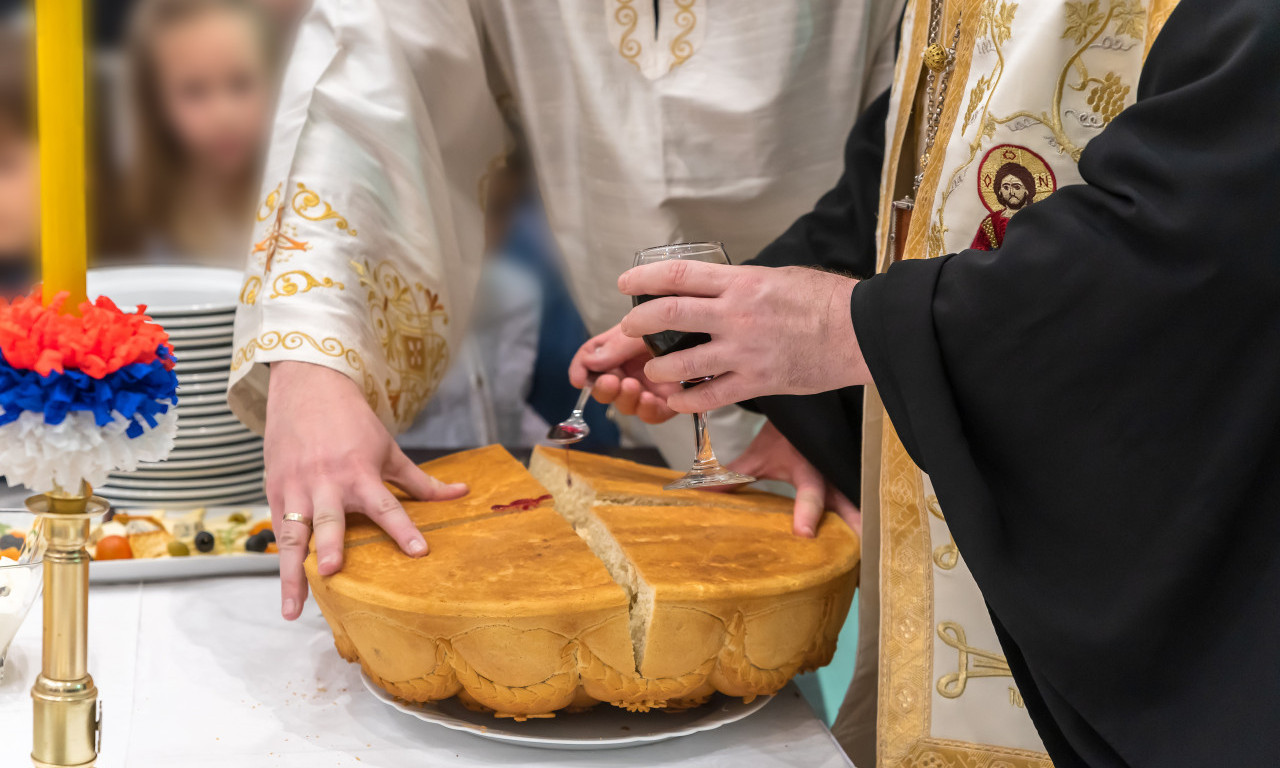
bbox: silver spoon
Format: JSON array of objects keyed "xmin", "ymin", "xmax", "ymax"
[{"xmin": 546, "ymin": 375, "xmax": 597, "ymax": 445}]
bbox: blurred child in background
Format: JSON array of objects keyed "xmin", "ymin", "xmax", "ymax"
[
  {"xmin": 124, "ymin": 0, "xmax": 277, "ymax": 266},
  {"xmin": 254, "ymin": 0, "xmax": 310, "ymax": 39},
  {"xmin": 0, "ymin": 27, "xmax": 37, "ymax": 296}
]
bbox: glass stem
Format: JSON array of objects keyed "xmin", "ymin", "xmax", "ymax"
[{"xmin": 691, "ymin": 410, "xmax": 721, "ymax": 471}]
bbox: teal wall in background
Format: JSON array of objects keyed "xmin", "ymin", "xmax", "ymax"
[{"xmin": 795, "ymin": 593, "xmax": 858, "ymax": 725}]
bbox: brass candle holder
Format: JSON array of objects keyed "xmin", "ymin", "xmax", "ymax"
[{"xmin": 26, "ymin": 483, "xmax": 107, "ymax": 768}]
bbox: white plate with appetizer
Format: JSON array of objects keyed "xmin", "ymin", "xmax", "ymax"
[{"xmin": 87, "ymin": 506, "xmax": 278, "ymax": 583}]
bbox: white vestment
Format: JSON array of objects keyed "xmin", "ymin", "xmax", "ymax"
[{"xmin": 228, "ymin": 0, "xmax": 903, "ymax": 439}]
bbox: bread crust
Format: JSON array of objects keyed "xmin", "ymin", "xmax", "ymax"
[{"xmin": 306, "ymin": 445, "xmax": 860, "ymax": 717}]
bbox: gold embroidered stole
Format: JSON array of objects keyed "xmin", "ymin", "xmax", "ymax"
[{"xmin": 867, "ymin": 1, "xmax": 1181, "ymax": 766}]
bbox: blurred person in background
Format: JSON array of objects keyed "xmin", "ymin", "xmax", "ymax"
[
  {"xmin": 123, "ymin": 0, "xmax": 278, "ymax": 267},
  {"xmin": 0, "ymin": 27, "xmax": 37, "ymax": 296},
  {"xmin": 254, "ymin": 0, "xmax": 310, "ymax": 38}
]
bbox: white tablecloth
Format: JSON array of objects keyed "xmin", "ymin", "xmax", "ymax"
[{"xmin": 0, "ymin": 576, "xmax": 854, "ymax": 767}]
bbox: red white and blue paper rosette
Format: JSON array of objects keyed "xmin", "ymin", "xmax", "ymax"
[{"xmin": 0, "ymin": 290, "xmax": 179, "ymax": 490}]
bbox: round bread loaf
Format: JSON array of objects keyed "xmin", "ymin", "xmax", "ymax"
[{"xmin": 305, "ymin": 445, "xmax": 859, "ymax": 718}]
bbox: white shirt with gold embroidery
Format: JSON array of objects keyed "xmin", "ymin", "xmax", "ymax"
[{"xmin": 229, "ymin": 0, "xmax": 903, "ymax": 434}]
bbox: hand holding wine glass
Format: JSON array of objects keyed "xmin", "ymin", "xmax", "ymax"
[
  {"xmin": 629, "ymin": 242, "xmax": 755, "ymax": 490},
  {"xmin": 617, "ymin": 260, "xmax": 871, "ymax": 414}
]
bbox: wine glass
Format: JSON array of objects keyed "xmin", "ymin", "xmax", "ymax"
[{"xmin": 632, "ymin": 242, "xmax": 756, "ymax": 490}]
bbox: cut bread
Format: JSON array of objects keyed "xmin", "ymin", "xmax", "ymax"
[
  {"xmin": 531, "ymin": 446, "xmax": 860, "ymax": 698},
  {"xmin": 306, "ymin": 445, "xmax": 860, "ymax": 718},
  {"xmin": 529, "ymin": 444, "xmax": 796, "ymax": 513}
]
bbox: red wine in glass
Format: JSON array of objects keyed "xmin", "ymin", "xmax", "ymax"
[{"xmin": 632, "ymin": 294, "xmax": 712, "ymax": 358}]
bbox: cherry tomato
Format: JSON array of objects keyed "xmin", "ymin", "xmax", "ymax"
[{"xmin": 95, "ymin": 535, "xmax": 133, "ymax": 561}]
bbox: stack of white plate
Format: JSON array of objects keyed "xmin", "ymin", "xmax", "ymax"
[{"xmin": 87, "ymin": 266, "xmax": 265, "ymax": 509}]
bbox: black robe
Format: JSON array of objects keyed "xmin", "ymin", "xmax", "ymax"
[
  {"xmin": 758, "ymin": 0, "xmax": 1280, "ymax": 764},
  {"xmin": 745, "ymin": 87, "xmax": 890, "ymax": 506}
]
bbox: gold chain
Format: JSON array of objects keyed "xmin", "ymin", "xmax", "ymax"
[{"xmin": 915, "ymin": 0, "xmax": 961, "ymax": 191}]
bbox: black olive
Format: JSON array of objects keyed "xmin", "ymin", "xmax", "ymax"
[
  {"xmin": 244, "ymin": 533, "xmax": 268, "ymax": 553},
  {"xmin": 0, "ymin": 534, "xmax": 21, "ymax": 550},
  {"xmin": 259, "ymin": 529, "xmax": 276, "ymax": 545},
  {"xmin": 194, "ymin": 531, "xmax": 215, "ymax": 553}
]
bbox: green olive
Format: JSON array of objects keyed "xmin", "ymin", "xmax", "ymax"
[
  {"xmin": 167, "ymin": 540, "xmax": 190, "ymax": 557},
  {"xmin": 227, "ymin": 512, "xmax": 249, "ymax": 524}
]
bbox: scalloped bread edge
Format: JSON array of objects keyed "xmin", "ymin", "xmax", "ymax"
[{"xmin": 308, "ymin": 446, "xmax": 857, "ymax": 717}]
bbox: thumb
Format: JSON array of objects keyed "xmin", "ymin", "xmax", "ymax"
[
  {"xmin": 586, "ymin": 329, "xmax": 649, "ymax": 371},
  {"xmin": 386, "ymin": 450, "xmax": 468, "ymax": 501}
]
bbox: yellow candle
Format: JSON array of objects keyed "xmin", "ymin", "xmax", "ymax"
[{"xmin": 36, "ymin": 0, "xmax": 89, "ymax": 310}]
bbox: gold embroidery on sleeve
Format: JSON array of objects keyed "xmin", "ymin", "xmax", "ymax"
[
  {"xmin": 291, "ymin": 182, "xmax": 358, "ymax": 236},
  {"xmin": 248, "ymin": 181, "xmax": 358, "ymax": 271},
  {"xmin": 231, "ymin": 330, "xmax": 379, "ymax": 411},
  {"xmin": 267, "ymin": 270, "xmax": 345, "ymax": 300},
  {"xmin": 239, "ymin": 276, "xmax": 262, "ymax": 306},
  {"xmin": 253, "ymin": 204, "xmax": 310, "ymax": 272},
  {"xmin": 256, "ymin": 184, "xmax": 282, "ymax": 222},
  {"xmin": 352, "ymin": 259, "xmax": 450, "ymax": 428},
  {"xmin": 232, "ymin": 330, "xmax": 363, "ymax": 372}
]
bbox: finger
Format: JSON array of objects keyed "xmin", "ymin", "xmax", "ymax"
[
  {"xmin": 592, "ymin": 373, "xmax": 623, "ymax": 405},
  {"xmin": 619, "ymin": 296, "xmax": 722, "ymax": 339},
  {"xmin": 568, "ymin": 345, "xmax": 592, "ymax": 388},
  {"xmin": 636, "ymin": 391, "xmax": 679, "ymax": 424},
  {"xmin": 790, "ymin": 462, "xmax": 828, "ymax": 539},
  {"xmin": 725, "ymin": 444, "xmax": 766, "ymax": 480},
  {"xmin": 311, "ymin": 483, "xmax": 347, "ymax": 577},
  {"xmin": 665, "ymin": 372, "xmax": 753, "ymax": 414},
  {"xmin": 570, "ymin": 327, "xmax": 650, "ymax": 387},
  {"xmin": 618, "ymin": 259, "xmax": 738, "ymax": 298},
  {"xmin": 611, "ymin": 376, "xmax": 643, "ymax": 416},
  {"xmin": 644, "ymin": 344, "xmax": 728, "ymax": 385},
  {"xmin": 386, "ymin": 451, "xmax": 469, "ymax": 501},
  {"xmin": 276, "ymin": 487, "xmax": 312, "ymax": 620},
  {"xmin": 827, "ymin": 487, "xmax": 862, "ymax": 537},
  {"xmin": 354, "ymin": 479, "xmax": 428, "ymax": 558}
]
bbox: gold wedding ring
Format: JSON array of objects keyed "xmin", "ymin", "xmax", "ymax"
[{"xmin": 283, "ymin": 512, "xmax": 312, "ymax": 529}]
